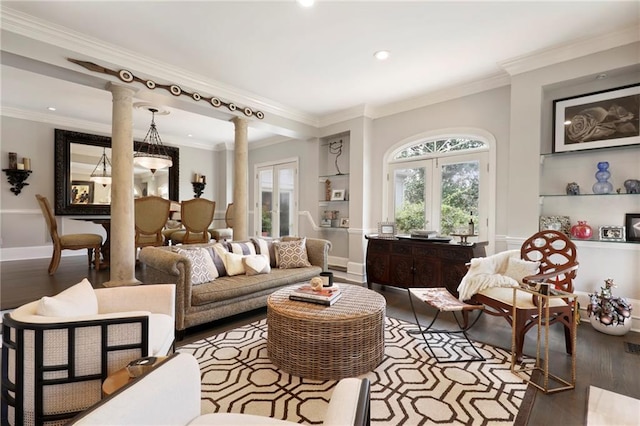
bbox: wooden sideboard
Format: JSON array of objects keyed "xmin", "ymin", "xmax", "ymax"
[{"xmin": 365, "ymin": 235, "xmax": 487, "ymax": 296}]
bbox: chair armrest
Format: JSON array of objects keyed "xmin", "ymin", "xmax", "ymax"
[
  {"xmin": 68, "ymin": 353, "xmax": 201, "ymax": 426},
  {"xmin": 324, "ymin": 378, "xmax": 370, "ymax": 426},
  {"xmin": 96, "ymin": 284, "xmax": 176, "ymax": 319},
  {"xmin": 523, "ymin": 262, "xmax": 579, "ymax": 285}
]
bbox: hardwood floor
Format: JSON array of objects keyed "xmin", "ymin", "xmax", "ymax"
[{"xmin": 2, "ymin": 256, "xmax": 639, "ymax": 425}]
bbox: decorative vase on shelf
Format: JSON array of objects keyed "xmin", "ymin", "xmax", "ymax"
[
  {"xmin": 570, "ymin": 221, "xmax": 593, "ymax": 239},
  {"xmin": 592, "ymin": 161, "xmax": 614, "ymax": 194}
]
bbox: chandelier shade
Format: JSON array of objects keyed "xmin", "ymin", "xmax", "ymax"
[
  {"xmin": 90, "ymin": 147, "xmax": 112, "ymax": 186},
  {"xmin": 134, "ymin": 108, "xmax": 173, "ymax": 174}
]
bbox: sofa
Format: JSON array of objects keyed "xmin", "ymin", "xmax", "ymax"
[
  {"xmin": 68, "ymin": 352, "xmax": 371, "ymax": 425},
  {"xmin": 139, "ymin": 237, "xmax": 331, "ymax": 337}
]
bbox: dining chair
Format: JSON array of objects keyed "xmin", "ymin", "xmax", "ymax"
[
  {"xmin": 169, "ymin": 198, "xmax": 216, "ymax": 244},
  {"xmin": 225, "ymin": 202, "xmax": 234, "ymax": 228},
  {"xmin": 35, "ymin": 194, "xmax": 103, "ymax": 274},
  {"xmin": 209, "ymin": 202, "xmax": 234, "ymax": 241},
  {"xmin": 135, "ymin": 196, "xmax": 171, "ymax": 251}
]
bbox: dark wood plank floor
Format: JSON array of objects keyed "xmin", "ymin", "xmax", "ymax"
[{"xmin": 2, "ymin": 256, "xmax": 639, "ymax": 425}]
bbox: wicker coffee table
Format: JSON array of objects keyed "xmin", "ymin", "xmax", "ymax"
[{"xmin": 267, "ymin": 283, "xmax": 386, "ymax": 380}]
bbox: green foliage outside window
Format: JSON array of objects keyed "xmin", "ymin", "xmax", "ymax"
[{"xmin": 394, "ymin": 158, "xmax": 479, "ymax": 235}]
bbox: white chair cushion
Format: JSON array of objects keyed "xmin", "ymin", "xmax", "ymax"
[
  {"xmin": 36, "ymin": 278, "xmax": 98, "ymax": 317},
  {"xmin": 478, "ymin": 287, "xmax": 569, "ymax": 309}
]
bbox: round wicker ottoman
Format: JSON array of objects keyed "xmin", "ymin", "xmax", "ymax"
[{"xmin": 267, "ymin": 283, "xmax": 386, "ymax": 380}]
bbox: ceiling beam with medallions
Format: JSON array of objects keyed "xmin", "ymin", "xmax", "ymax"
[{"xmin": 67, "ymin": 58, "xmax": 265, "ymax": 120}]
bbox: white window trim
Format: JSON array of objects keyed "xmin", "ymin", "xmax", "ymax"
[{"xmin": 382, "ymin": 127, "xmax": 497, "ymax": 254}]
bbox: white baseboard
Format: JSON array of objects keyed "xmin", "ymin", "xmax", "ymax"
[{"xmin": 0, "ymin": 245, "xmax": 85, "ymax": 262}]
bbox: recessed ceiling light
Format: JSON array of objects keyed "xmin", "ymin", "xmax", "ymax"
[
  {"xmin": 297, "ymin": 0, "xmax": 314, "ymax": 7},
  {"xmin": 374, "ymin": 50, "xmax": 390, "ymax": 61},
  {"xmin": 188, "ymin": 134, "xmax": 193, "ymax": 138},
  {"xmin": 47, "ymin": 106, "xmax": 56, "ymax": 111}
]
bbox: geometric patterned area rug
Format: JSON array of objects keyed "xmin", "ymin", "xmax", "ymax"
[{"xmin": 178, "ymin": 317, "xmax": 533, "ymax": 425}]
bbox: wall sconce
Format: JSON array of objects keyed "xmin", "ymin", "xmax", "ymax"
[
  {"xmin": 3, "ymin": 153, "xmax": 32, "ymax": 195},
  {"xmin": 192, "ymin": 173, "xmax": 206, "ymax": 198}
]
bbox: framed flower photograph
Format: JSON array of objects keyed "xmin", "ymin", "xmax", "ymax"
[
  {"xmin": 553, "ymin": 83, "xmax": 639, "ymax": 153},
  {"xmin": 625, "ymin": 213, "xmax": 640, "ymax": 242},
  {"xmin": 339, "ymin": 217, "xmax": 350, "ymax": 228}
]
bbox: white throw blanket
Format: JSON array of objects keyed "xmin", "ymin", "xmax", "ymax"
[{"xmin": 457, "ymin": 250, "xmax": 522, "ymax": 301}]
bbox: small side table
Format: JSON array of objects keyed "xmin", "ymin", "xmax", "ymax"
[
  {"xmin": 102, "ymin": 356, "xmax": 167, "ymax": 396},
  {"xmin": 510, "ymin": 285, "xmax": 578, "ymax": 394}
]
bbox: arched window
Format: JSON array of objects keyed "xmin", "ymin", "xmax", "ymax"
[{"xmin": 387, "ymin": 134, "xmax": 492, "ymax": 244}]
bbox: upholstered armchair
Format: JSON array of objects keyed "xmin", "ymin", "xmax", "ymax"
[
  {"xmin": 69, "ymin": 353, "xmax": 370, "ymax": 426},
  {"xmin": 1, "ymin": 281, "xmax": 176, "ymax": 425}
]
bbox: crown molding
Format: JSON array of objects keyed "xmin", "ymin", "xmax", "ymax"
[
  {"xmin": 0, "ymin": 6, "xmax": 318, "ymax": 127},
  {"xmin": 499, "ymin": 26, "xmax": 640, "ymax": 76},
  {"xmin": 367, "ymin": 72, "xmax": 511, "ymax": 120},
  {"xmin": 0, "ymin": 106, "xmax": 218, "ymax": 151},
  {"xmin": 318, "ymin": 104, "xmax": 373, "ymax": 128}
]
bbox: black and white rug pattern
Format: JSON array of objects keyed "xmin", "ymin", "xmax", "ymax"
[{"xmin": 179, "ymin": 317, "xmax": 532, "ymax": 425}]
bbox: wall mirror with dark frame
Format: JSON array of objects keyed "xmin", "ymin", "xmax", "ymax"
[{"xmin": 54, "ymin": 129, "xmax": 180, "ymax": 215}]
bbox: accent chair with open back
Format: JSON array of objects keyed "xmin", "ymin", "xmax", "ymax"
[{"xmin": 467, "ymin": 230, "xmax": 579, "ymax": 361}]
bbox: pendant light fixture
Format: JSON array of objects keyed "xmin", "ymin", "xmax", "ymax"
[
  {"xmin": 89, "ymin": 147, "xmax": 112, "ymax": 186},
  {"xmin": 134, "ymin": 107, "xmax": 173, "ymax": 174}
]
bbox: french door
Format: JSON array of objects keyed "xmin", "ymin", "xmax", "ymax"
[
  {"xmin": 388, "ymin": 151, "xmax": 488, "ymax": 240},
  {"xmin": 255, "ymin": 160, "xmax": 298, "ymax": 238}
]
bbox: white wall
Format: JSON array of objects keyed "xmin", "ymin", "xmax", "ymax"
[{"xmin": 0, "ymin": 115, "xmax": 220, "ymax": 259}]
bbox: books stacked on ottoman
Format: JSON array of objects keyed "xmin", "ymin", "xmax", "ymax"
[{"xmin": 289, "ymin": 284, "xmax": 342, "ymax": 306}]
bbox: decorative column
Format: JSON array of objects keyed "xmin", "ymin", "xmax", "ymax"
[
  {"xmin": 104, "ymin": 83, "xmax": 140, "ymax": 287},
  {"xmin": 232, "ymin": 117, "xmax": 248, "ymax": 241}
]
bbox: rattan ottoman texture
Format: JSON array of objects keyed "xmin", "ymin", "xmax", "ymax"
[{"xmin": 267, "ymin": 283, "xmax": 386, "ymax": 380}]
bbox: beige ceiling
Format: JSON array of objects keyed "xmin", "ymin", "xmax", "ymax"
[{"xmin": 1, "ymin": 1, "xmax": 638, "ymax": 148}]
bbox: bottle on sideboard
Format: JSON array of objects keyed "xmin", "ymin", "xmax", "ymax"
[{"xmin": 468, "ymin": 213, "xmax": 475, "ymax": 236}]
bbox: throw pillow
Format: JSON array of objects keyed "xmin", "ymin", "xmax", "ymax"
[
  {"xmin": 222, "ymin": 252, "xmax": 246, "ymax": 276},
  {"xmin": 250, "ymin": 237, "xmax": 279, "ymax": 268},
  {"xmin": 274, "ymin": 238, "xmax": 311, "ymax": 269},
  {"xmin": 227, "ymin": 241, "xmax": 257, "ymax": 256},
  {"xmin": 505, "ymin": 258, "xmax": 540, "ymax": 285},
  {"xmin": 243, "ymin": 254, "xmax": 271, "ymax": 276},
  {"xmin": 202, "ymin": 243, "xmax": 228, "ymax": 277},
  {"xmin": 36, "ymin": 278, "xmax": 98, "ymax": 317},
  {"xmin": 175, "ymin": 248, "xmax": 217, "ymax": 285}
]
